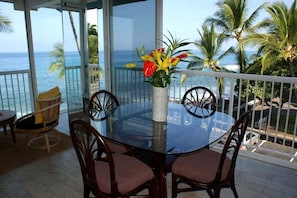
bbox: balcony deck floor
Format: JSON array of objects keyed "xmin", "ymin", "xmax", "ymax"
[
  {"xmin": 0, "ymin": 147, "xmax": 296, "ymax": 198},
  {"xmin": 1, "ymin": 113, "xmax": 296, "ymax": 198}
]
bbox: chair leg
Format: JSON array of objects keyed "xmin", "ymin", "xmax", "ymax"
[
  {"xmin": 149, "ymin": 180, "xmax": 155, "ymax": 198},
  {"xmin": 230, "ymin": 180, "xmax": 239, "ymax": 198},
  {"xmin": 83, "ymin": 184, "xmax": 91, "ymax": 198},
  {"xmin": 206, "ymin": 189, "xmax": 213, "ymax": 197},
  {"xmin": 213, "ymin": 188, "xmax": 221, "ymax": 198},
  {"xmin": 171, "ymin": 174, "xmax": 177, "ymax": 198},
  {"xmin": 44, "ymin": 134, "xmax": 51, "ymax": 153},
  {"xmin": 25, "ymin": 134, "xmax": 32, "ymax": 152},
  {"xmin": 26, "ymin": 132, "xmax": 60, "ymax": 152},
  {"xmin": 3, "ymin": 126, "xmax": 7, "ymax": 135},
  {"xmin": 231, "ymin": 187, "xmax": 239, "ymax": 198}
]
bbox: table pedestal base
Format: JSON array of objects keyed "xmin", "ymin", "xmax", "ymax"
[{"xmin": 139, "ymin": 151, "xmax": 176, "ymax": 198}]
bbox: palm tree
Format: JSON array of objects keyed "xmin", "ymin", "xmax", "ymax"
[
  {"xmin": 68, "ymin": 11, "xmax": 80, "ymax": 55},
  {"xmin": 88, "ymin": 23, "xmax": 99, "ymax": 64},
  {"xmin": 49, "ymin": 43, "xmax": 65, "ymax": 80},
  {"xmin": 0, "ymin": 9, "xmax": 13, "ymax": 33},
  {"xmin": 205, "ymin": 0, "xmax": 264, "ymax": 73},
  {"xmin": 49, "ymin": 17, "xmax": 102, "ymax": 80},
  {"xmin": 87, "ymin": 23, "xmax": 103, "ymax": 84},
  {"xmin": 244, "ymin": 0, "xmax": 297, "ymax": 99},
  {"xmin": 88, "ymin": 23, "xmax": 97, "ymax": 36},
  {"xmin": 48, "ymin": 12, "xmax": 77, "ymax": 80},
  {"xmin": 185, "ymin": 23, "xmax": 234, "ymax": 99},
  {"xmin": 245, "ymin": 0, "xmax": 297, "ymax": 77}
]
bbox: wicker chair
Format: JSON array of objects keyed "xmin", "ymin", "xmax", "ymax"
[
  {"xmin": 171, "ymin": 111, "xmax": 250, "ymax": 198},
  {"xmin": 70, "ymin": 119, "xmax": 155, "ymax": 198},
  {"xmin": 181, "ymin": 86, "xmax": 217, "ymax": 118},
  {"xmin": 14, "ymin": 87, "xmax": 61, "ymax": 153}
]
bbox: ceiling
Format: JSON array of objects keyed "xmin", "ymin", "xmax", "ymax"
[{"xmin": 4, "ymin": 0, "xmax": 146, "ymax": 11}]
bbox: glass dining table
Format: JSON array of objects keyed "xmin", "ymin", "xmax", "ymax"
[{"xmin": 91, "ymin": 102, "xmax": 235, "ymax": 198}]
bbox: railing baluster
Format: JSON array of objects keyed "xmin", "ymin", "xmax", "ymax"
[
  {"xmin": 0, "ymin": 80, "xmax": 3, "ymax": 109},
  {"xmin": 24, "ymin": 72, "xmax": 31, "ymax": 114}
]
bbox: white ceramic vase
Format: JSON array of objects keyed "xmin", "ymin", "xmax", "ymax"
[{"xmin": 152, "ymin": 86, "xmax": 168, "ymax": 122}]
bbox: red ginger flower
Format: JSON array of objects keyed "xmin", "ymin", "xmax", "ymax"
[
  {"xmin": 143, "ymin": 61, "xmax": 156, "ymax": 77},
  {"xmin": 171, "ymin": 53, "xmax": 188, "ymax": 66}
]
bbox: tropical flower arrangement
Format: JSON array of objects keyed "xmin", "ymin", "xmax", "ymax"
[{"xmin": 126, "ymin": 33, "xmax": 190, "ymax": 88}]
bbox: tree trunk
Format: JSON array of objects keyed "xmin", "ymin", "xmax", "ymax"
[
  {"xmin": 68, "ymin": 11, "xmax": 81, "ymax": 56},
  {"xmin": 238, "ymin": 41, "xmax": 247, "ymax": 73}
]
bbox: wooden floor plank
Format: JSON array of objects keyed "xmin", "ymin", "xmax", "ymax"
[{"xmin": 1, "ymin": 147, "xmax": 297, "ymax": 198}]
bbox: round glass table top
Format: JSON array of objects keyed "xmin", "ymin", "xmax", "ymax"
[{"xmin": 91, "ymin": 102, "xmax": 235, "ymax": 155}]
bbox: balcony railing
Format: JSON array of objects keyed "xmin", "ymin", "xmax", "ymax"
[
  {"xmin": 65, "ymin": 65, "xmax": 83, "ymax": 112},
  {"xmin": 115, "ymin": 67, "xmax": 297, "ymax": 163},
  {"xmin": 0, "ymin": 70, "xmax": 33, "ymax": 117},
  {"xmin": 173, "ymin": 69, "xmax": 297, "ymax": 163},
  {"xmin": 64, "ymin": 64, "xmax": 103, "ymax": 113},
  {"xmin": 1, "ymin": 67, "xmax": 296, "ymax": 164}
]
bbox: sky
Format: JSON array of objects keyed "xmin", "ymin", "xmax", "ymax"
[
  {"xmin": 0, "ymin": 0, "xmax": 294, "ymax": 53},
  {"xmin": 163, "ymin": 0, "xmax": 294, "ymax": 50}
]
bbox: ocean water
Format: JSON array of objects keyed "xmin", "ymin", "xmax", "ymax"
[
  {"xmin": 0, "ymin": 51, "xmax": 81, "ymax": 112},
  {"xmin": 0, "ymin": 50, "xmax": 247, "ymax": 112},
  {"xmin": 0, "ymin": 50, "xmax": 243, "ymax": 74},
  {"xmin": 0, "ymin": 52, "xmax": 77, "ymax": 93},
  {"xmin": 112, "ymin": 50, "xmax": 242, "ymax": 71}
]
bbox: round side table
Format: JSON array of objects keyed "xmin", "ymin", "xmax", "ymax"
[{"xmin": 0, "ymin": 110, "xmax": 16, "ymax": 143}]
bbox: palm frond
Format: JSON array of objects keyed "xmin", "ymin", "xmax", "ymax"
[
  {"xmin": 162, "ymin": 31, "xmax": 191, "ymax": 56},
  {"xmin": 0, "ymin": 11, "xmax": 13, "ymax": 33}
]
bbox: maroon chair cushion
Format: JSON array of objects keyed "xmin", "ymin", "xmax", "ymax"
[
  {"xmin": 104, "ymin": 138, "xmax": 128, "ymax": 154},
  {"xmin": 172, "ymin": 148, "xmax": 231, "ymax": 183},
  {"xmin": 95, "ymin": 153, "xmax": 154, "ymax": 194}
]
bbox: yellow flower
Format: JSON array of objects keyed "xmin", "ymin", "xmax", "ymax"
[
  {"xmin": 153, "ymin": 50, "xmax": 163, "ymax": 66},
  {"xmin": 125, "ymin": 63, "xmax": 137, "ymax": 68},
  {"xmin": 156, "ymin": 56, "xmax": 171, "ymax": 74}
]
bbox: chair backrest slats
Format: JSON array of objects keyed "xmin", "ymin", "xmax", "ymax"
[
  {"xmin": 70, "ymin": 119, "xmax": 115, "ymax": 196},
  {"xmin": 88, "ymin": 90, "xmax": 119, "ymax": 121},
  {"xmin": 182, "ymin": 86, "xmax": 217, "ymax": 118},
  {"xmin": 216, "ymin": 111, "xmax": 250, "ymax": 181},
  {"xmin": 37, "ymin": 94, "xmax": 61, "ymax": 125}
]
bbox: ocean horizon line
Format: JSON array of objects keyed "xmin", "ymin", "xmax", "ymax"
[{"xmin": 0, "ymin": 49, "xmax": 257, "ymax": 54}]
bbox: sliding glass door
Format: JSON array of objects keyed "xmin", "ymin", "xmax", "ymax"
[
  {"xmin": 109, "ymin": 0, "xmax": 157, "ymax": 104},
  {"xmin": 30, "ymin": 5, "xmax": 66, "ymax": 106}
]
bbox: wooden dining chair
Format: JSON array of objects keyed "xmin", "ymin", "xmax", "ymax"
[
  {"xmin": 171, "ymin": 111, "xmax": 250, "ymax": 198},
  {"xmin": 88, "ymin": 90, "xmax": 119, "ymax": 121},
  {"xmin": 181, "ymin": 86, "xmax": 217, "ymax": 118},
  {"xmin": 70, "ymin": 119, "xmax": 155, "ymax": 198},
  {"xmin": 88, "ymin": 90, "xmax": 129, "ymax": 154}
]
